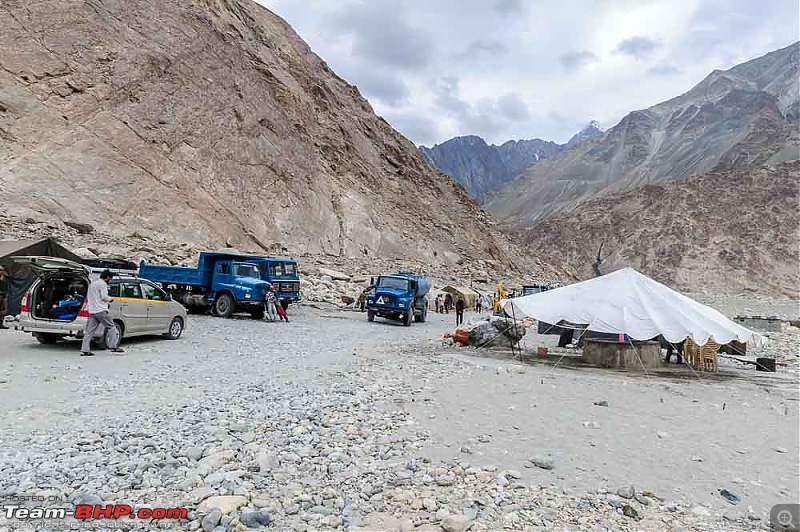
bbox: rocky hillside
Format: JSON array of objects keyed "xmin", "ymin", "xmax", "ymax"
[
  {"xmin": 523, "ymin": 162, "xmax": 800, "ymax": 297},
  {"xmin": 487, "ymin": 42, "xmax": 800, "ymax": 225},
  {"xmin": 0, "ymin": 0, "xmax": 535, "ymax": 274},
  {"xmin": 419, "ymin": 136, "xmax": 562, "ymax": 200}
]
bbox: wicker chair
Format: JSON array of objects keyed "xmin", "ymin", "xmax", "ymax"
[{"xmin": 684, "ymin": 338, "xmax": 720, "ymax": 372}]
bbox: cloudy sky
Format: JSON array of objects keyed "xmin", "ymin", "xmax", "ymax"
[{"xmin": 259, "ymin": 0, "xmax": 798, "ymax": 147}]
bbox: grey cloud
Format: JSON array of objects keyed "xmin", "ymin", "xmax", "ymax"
[
  {"xmin": 494, "ymin": 93, "xmax": 530, "ymax": 121},
  {"xmin": 384, "ymin": 111, "xmax": 440, "ymax": 146},
  {"xmin": 435, "ymin": 76, "xmax": 471, "ymax": 115},
  {"xmin": 455, "ymin": 39, "xmax": 508, "ymax": 62},
  {"xmin": 329, "ymin": 2, "xmax": 433, "ymax": 70},
  {"xmin": 616, "ymin": 36, "xmax": 661, "ymax": 59},
  {"xmin": 559, "ymin": 50, "xmax": 598, "ymax": 70},
  {"xmin": 494, "ymin": 0, "xmax": 523, "ymax": 14},
  {"xmin": 350, "ymin": 68, "xmax": 411, "ymax": 107},
  {"xmin": 647, "ymin": 63, "xmax": 680, "ymax": 76}
]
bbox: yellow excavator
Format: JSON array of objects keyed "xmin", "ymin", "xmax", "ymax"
[{"xmin": 493, "ymin": 281, "xmax": 507, "ymax": 313}]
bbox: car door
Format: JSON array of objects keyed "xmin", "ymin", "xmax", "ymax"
[
  {"xmin": 140, "ymin": 281, "xmax": 171, "ymax": 332},
  {"xmin": 115, "ymin": 280, "xmax": 148, "ymax": 333}
]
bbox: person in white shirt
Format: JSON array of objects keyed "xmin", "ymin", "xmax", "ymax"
[{"xmin": 80, "ymin": 270, "xmax": 123, "ymax": 356}]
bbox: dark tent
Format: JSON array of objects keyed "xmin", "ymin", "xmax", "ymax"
[{"xmin": 0, "ymin": 238, "xmax": 82, "ymax": 316}]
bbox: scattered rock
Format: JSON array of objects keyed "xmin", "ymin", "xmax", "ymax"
[
  {"xmin": 617, "ymin": 485, "xmax": 635, "ymax": 499},
  {"xmin": 582, "ymin": 421, "xmax": 600, "ymax": 429},
  {"xmin": 719, "ymin": 489, "xmax": 741, "ymax": 505},
  {"xmin": 64, "ymin": 221, "xmax": 95, "ymax": 234},
  {"xmin": 197, "ymin": 495, "xmax": 248, "ymax": 514},
  {"xmin": 593, "ymin": 400, "xmax": 609, "ymax": 407},
  {"xmin": 201, "ymin": 509, "xmax": 222, "ymax": 532},
  {"xmin": 529, "ymin": 456, "xmax": 554, "ymax": 470},
  {"xmin": 240, "ymin": 510, "xmax": 271, "ymax": 528},
  {"xmin": 441, "ymin": 514, "xmax": 473, "ymax": 532}
]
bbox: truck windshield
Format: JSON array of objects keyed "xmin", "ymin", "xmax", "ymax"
[
  {"xmin": 269, "ymin": 262, "xmax": 297, "ymax": 277},
  {"xmin": 378, "ymin": 277, "xmax": 409, "ymax": 291},
  {"xmin": 234, "ymin": 264, "xmax": 260, "ymax": 279}
]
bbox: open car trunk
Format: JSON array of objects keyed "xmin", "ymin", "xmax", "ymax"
[{"xmin": 31, "ymin": 274, "xmax": 88, "ymax": 322}]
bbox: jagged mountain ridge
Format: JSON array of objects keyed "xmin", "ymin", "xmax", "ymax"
[
  {"xmin": 486, "ymin": 42, "xmax": 800, "ymax": 225},
  {"xmin": 419, "ymin": 122, "xmax": 600, "ymax": 201},
  {"xmin": 522, "ymin": 162, "xmax": 800, "ymax": 297},
  {"xmin": 0, "ymin": 0, "xmax": 539, "ymax": 273},
  {"xmin": 419, "ymin": 136, "xmax": 562, "ymax": 200}
]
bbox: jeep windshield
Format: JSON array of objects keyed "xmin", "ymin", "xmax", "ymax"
[
  {"xmin": 234, "ymin": 263, "xmax": 261, "ymax": 279},
  {"xmin": 269, "ymin": 262, "xmax": 297, "ymax": 277},
  {"xmin": 378, "ymin": 277, "xmax": 409, "ymax": 291}
]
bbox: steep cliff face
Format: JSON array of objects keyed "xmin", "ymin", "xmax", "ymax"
[
  {"xmin": 523, "ymin": 162, "xmax": 800, "ymax": 297},
  {"xmin": 486, "ymin": 42, "xmax": 800, "ymax": 225},
  {"xmin": 0, "ymin": 0, "xmax": 528, "ymax": 271}
]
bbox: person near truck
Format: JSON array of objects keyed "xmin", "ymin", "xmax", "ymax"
[
  {"xmin": 273, "ymin": 286, "xmax": 289, "ymax": 323},
  {"xmin": 455, "ymin": 297, "xmax": 465, "ymax": 326},
  {"xmin": 0, "ymin": 265, "xmax": 8, "ymax": 329},
  {"xmin": 264, "ymin": 285, "xmax": 278, "ymax": 322},
  {"xmin": 80, "ymin": 270, "xmax": 123, "ymax": 356}
]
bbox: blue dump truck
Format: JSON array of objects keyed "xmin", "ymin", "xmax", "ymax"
[
  {"xmin": 138, "ymin": 252, "xmax": 273, "ymax": 319},
  {"xmin": 216, "ymin": 253, "xmax": 301, "ymax": 310},
  {"xmin": 366, "ymin": 272, "xmax": 431, "ymax": 326}
]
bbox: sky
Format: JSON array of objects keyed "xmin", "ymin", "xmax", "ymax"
[{"xmin": 259, "ymin": 0, "xmax": 799, "ymax": 147}]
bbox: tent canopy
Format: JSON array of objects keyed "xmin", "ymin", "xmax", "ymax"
[
  {"xmin": 502, "ymin": 268, "xmax": 767, "ymax": 348},
  {"xmin": 441, "ymin": 285, "xmax": 480, "ymax": 308},
  {"xmin": 0, "ymin": 238, "xmax": 82, "ymax": 316}
]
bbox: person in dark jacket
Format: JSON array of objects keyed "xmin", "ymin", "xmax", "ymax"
[
  {"xmin": 444, "ymin": 293, "xmax": 453, "ymax": 314},
  {"xmin": 455, "ymin": 297, "xmax": 465, "ymax": 326},
  {"xmin": 0, "ymin": 265, "xmax": 7, "ymax": 329}
]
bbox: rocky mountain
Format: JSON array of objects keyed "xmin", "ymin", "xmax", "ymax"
[
  {"xmin": 418, "ymin": 136, "xmax": 562, "ymax": 200},
  {"xmin": 487, "ymin": 42, "xmax": 800, "ymax": 225},
  {"xmin": 419, "ymin": 121, "xmax": 604, "ymax": 202},
  {"xmin": 565, "ymin": 120, "xmax": 603, "ymax": 148},
  {"xmin": 0, "ymin": 0, "xmax": 545, "ymax": 276},
  {"xmin": 522, "ymin": 162, "xmax": 800, "ymax": 297}
]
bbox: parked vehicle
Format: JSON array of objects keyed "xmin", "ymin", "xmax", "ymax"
[
  {"xmin": 137, "ymin": 252, "xmax": 271, "ymax": 318},
  {"xmin": 11, "ymin": 256, "xmax": 187, "ymax": 346},
  {"xmin": 208, "ymin": 253, "xmax": 301, "ymax": 309},
  {"xmin": 521, "ymin": 284, "xmax": 552, "ymax": 297},
  {"xmin": 366, "ymin": 272, "xmax": 431, "ymax": 326}
]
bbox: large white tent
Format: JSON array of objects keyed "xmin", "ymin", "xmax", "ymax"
[{"xmin": 502, "ymin": 268, "xmax": 767, "ymax": 348}]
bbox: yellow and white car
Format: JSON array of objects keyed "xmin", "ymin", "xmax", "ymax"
[{"xmin": 12, "ymin": 257, "xmax": 187, "ymax": 347}]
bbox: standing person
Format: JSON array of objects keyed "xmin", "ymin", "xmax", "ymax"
[
  {"xmin": 434, "ymin": 295, "xmax": 441, "ymax": 314},
  {"xmin": 80, "ymin": 270, "xmax": 123, "ymax": 356},
  {"xmin": 455, "ymin": 297, "xmax": 465, "ymax": 326},
  {"xmin": 264, "ymin": 285, "xmax": 278, "ymax": 322},
  {"xmin": 475, "ymin": 294, "xmax": 483, "ymax": 314},
  {"xmin": 275, "ymin": 296, "xmax": 289, "ymax": 323},
  {"xmin": 444, "ymin": 293, "xmax": 453, "ymax": 314},
  {"xmin": 0, "ymin": 265, "xmax": 8, "ymax": 329}
]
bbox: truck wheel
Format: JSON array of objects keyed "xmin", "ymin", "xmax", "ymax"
[
  {"xmin": 34, "ymin": 332, "xmax": 62, "ymax": 345},
  {"xmin": 165, "ymin": 317, "xmax": 184, "ymax": 340},
  {"xmin": 404, "ymin": 309, "xmax": 413, "ymax": 326},
  {"xmin": 419, "ymin": 302, "xmax": 428, "ymax": 323},
  {"xmin": 250, "ymin": 307, "xmax": 265, "ymax": 320},
  {"xmin": 367, "ymin": 309, "xmax": 375, "ymax": 322},
  {"xmin": 214, "ymin": 293, "xmax": 235, "ymax": 318}
]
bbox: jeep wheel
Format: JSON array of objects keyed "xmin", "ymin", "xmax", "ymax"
[
  {"xmin": 165, "ymin": 317, "xmax": 184, "ymax": 340},
  {"xmin": 214, "ymin": 293, "xmax": 235, "ymax": 318},
  {"xmin": 34, "ymin": 332, "xmax": 62, "ymax": 345},
  {"xmin": 367, "ymin": 309, "xmax": 375, "ymax": 322}
]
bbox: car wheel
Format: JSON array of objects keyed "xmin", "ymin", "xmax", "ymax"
[
  {"xmin": 99, "ymin": 321, "xmax": 124, "ymax": 349},
  {"xmin": 214, "ymin": 293, "xmax": 235, "ymax": 318},
  {"xmin": 34, "ymin": 332, "xmax": 62, "ymax": 345},
  {"xmin": 165, "ymin": 317, "xmax": 184, "ymax": 340}
]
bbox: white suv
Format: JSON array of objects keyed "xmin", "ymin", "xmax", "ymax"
[{"xmin": 12, "ymin": 257, "xmax": 187, "ymax": 347}]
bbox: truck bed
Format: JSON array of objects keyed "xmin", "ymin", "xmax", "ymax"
[{"xmin": 137, "ymin": 262, "xmax": 210, "ymax": 287}]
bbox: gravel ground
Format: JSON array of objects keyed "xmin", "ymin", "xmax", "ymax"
[{"xmin": 0, "ymin": 304, "xmax": 797, "ymax": 532}]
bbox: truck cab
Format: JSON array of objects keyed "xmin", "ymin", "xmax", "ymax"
[
  {"xmin": 366, "ymin": 273, "xmax": 431, "ymax": 326},
  {"xmin": 257, "ymin": 257, "xmax": 301, "ymax": 308}
]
